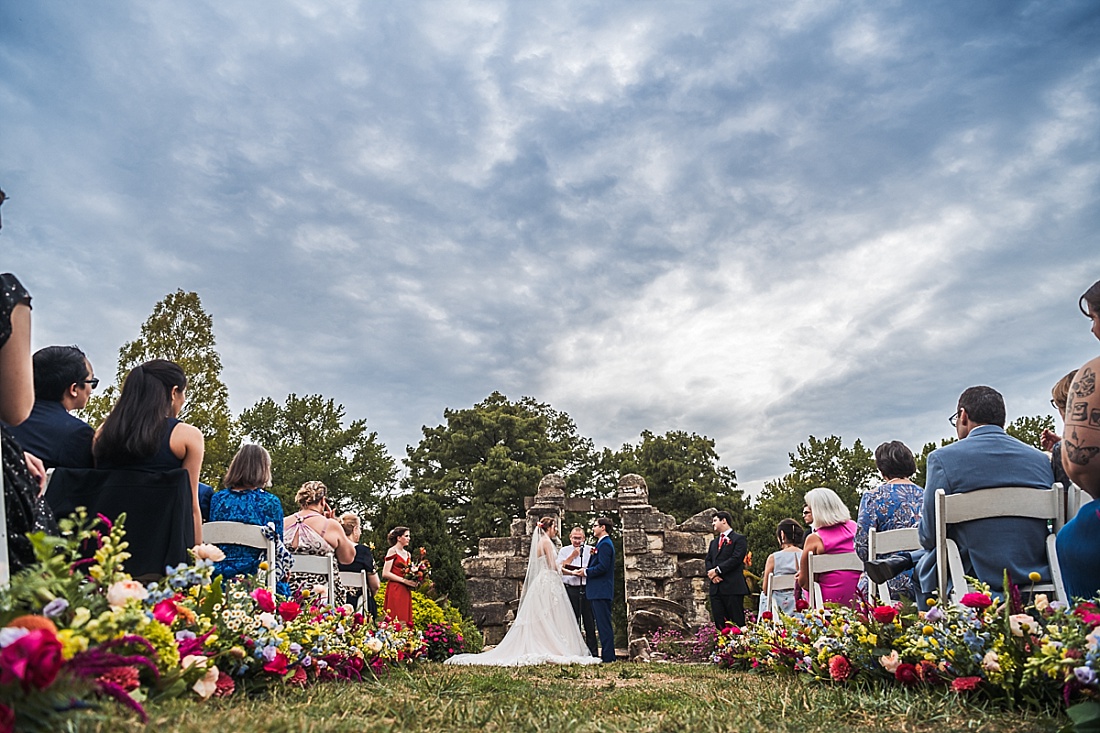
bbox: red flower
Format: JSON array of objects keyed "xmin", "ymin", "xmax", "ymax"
[
  {"xmin": 97, "ymin": 665, "xmax": 141, "ymax": 692},
  {"xmin": 277, "ymin": 602, "xmax": 301, "ymax": 623},
  {"xmin": 872, "ymin": 606, "xmax": 898, "ymax": 624},
  {"xmin": 213, "ymin": 671, "xmax": 236, "ymax": 698},
  {"xmin": 287, "ymin": 667, "xmax": 308, "ymax": 688},
  {"xmin": 916, "ymin": 660, "xmax": 940, "ymax": 684},
  {"xmin": 263, "ymin": 652, "xmax": 288, "ymax": 676},
  {"xmin": 828, "ymin": 654, "xmax": 851, "ymax": 681},
  {"xmin": 723, "ymin": 625, "xmax": 742, "ymax": 635},
  {"xmin": 795, "ymin": 598, "xmax": 810, "ymax": 611},
  {"xmin": 760, "ymin": 611, "xmax": 773, "ymax": 621},
  {"xmin": 1074, "ymin": 602, "xmax": 1100, "ymax": 627},
  {"xmin": 0, "ymin": 628, "xmax": 63, "ymax": 691},
  {"xmin": 959, "ymin": 593, "xmax": 992, "ymax": 609},
  {"xmin": 251, "ymin": 587, "xmax": 276, "ymax": 613},
  {"xmin": 894, "ymin": 663, "xmax": 918, "ymax": 686},
  {"xmin": 153, "ymin": 599, "xmax": 178, "ymax": 625},
  {"xmin": 951, "ymin": 676, "xmax": 982, "ymax": 692}
]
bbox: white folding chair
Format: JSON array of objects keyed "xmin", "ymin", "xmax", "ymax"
[
  {"xmin": 866, "ymin": 527, "xmax": 921, "ymax": 602},
  {"xmin": 934, "ymin": 485, "xmax": 1066, "ymax": 606},
  {"xmin": 291, "ymin": 554, "xmax": 337, "ymax": 605},
  {"xmin": 763, "ymin": 572, "xmax": 797, "ymax": 617},
  {"xmin": 339, "ymin": 570, "xmax": 369, "ymax": 613},
  {"xmin": 806, "ymin": 551, "xmax": 864, "ymax": 609},
  {"xmin": 202, "ymin": 521, "xmax": 277, "ymax": 593},
  {"xmin": 1062, "ymin": 482, "xmax": 1087, "ymax": 521}
]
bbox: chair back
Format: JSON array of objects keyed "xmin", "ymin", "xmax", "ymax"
[
  {"xmin": 866, "ymin": 527, "xmax": 921, "ymax": 602},
  {"xmin": 339, "ymin": 570, "xmax": 369, "ymax": 613},
  {"xmin": 934, "ymin": 485, "xmax": 1066, "ymax": 605},
  {"xmin": 202, "ymin": 521, "xmax": 276, "ymax": 592},
  {"xmin": 764, "ymin": 572, "xmax": 797, "ymax": 617},
  {"xmin": 291, "ymin": 553, "xmax": 337, "ymax": 604},
  {"xmin": 806, "ymin": 551, "xmax": 863, "ymax": 609}
]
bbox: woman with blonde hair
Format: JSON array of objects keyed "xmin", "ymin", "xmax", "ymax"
[
  {"xmin": 337, "ymin": 512, "xmax": 380, "ymax": 617},
  {"xmin": 796, "ymin": 487, "xmax": 861, "ymax": 607},
  {"xmin": 283, "ymin": 480, "xmax": 355, "ymax": 604}
]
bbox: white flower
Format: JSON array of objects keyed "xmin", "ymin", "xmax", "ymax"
[
  {"xmin": 1087, "ymin": 627, "xmax": 1100, "ymax": 652},
  {"xmin": 258, "ymin": 612, "xmax": 278, "ymax": 629},
  {"xmin": 193, "ymin": 665, "xmax": 219, "ymax": 700},
  {"xmin": 0, "ymin": 627, "xmax": 30, "ymax": 648},
  {"xmin": 192, "ymin": 544, "xmax": 226, "ymax": 562},
  {"xmin": 878, "ymin": 650, "xmax": 901, "ymax": 673},
  {"xmin": 1033, "ymin": 594, "xmax": 1049, "ymax": 612},
  {"xmin": 366, "ymin": 638, "xmax": 383, "ymax": 654},
  {"xmin": 107, "ymin": 580, "xmax": 149, "ymax": 609},
  {"xmin": 982, "ymin": 651, "xmax": 1001, "ymax": 672},
  {"xmin": 1008, "ymin": 614, "xmax": 1037, "ymax": 637}
]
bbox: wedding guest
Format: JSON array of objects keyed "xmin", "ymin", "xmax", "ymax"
[
  {"xmin": 381, "ymin": 526, "xmax": 418, "ymax": 627},
  {"xmin": 557, "ymin": 525, "xmax": 598, "ymax": 656},
  {"xmin": 7, "ymin": 345, "xmax": 96, "ymax": 469},
  {"xmin": 797, "ymin": 487, "xmax": 861, "ymax": 606},
  {"xmin": 705, "ymin": 511, "xmax": 749, "ymax": 628},
  {"xmin": 209, "ymin": 444, "xmax": 287, "ymax": 592},
  {"xmin": 855, "ymin": 441, "xmax": 923, "ymax": 600},
  {"xmin": 1041, "ymin": 370, "xmax": 1077, "ymax": 490},
  {"xmin": 338, "ymin": 512, "xmax": 380, "ymax": 618},
  {"xmin": 760, "ymin": 518, "xmax": 803, "ymax": 615},
  {"xmin": 93, "ymin": 359, "xmax": 205, "ymax": 543},
  {"xmin": 283, "ymin": 481, "xmax": 355, "ymax": 605}
]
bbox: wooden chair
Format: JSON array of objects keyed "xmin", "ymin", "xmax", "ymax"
[
  {"xmin": 934, "ymin": 485, "xmax": 1067, "ymax": 605},
  {"xmin": 339, "ymin": 570, "xmax": 369, "ymax": 613},
  {"xmin": 806, "ymin": 551, "xmax": 864, "ymax": 609},
  {"xmin": 866, "ymin": 527, "xmax": 921, "ymax": 602},
  {"xmin": 763, "ymin": 572, "xmax": 797, "ymax": 617},
  {"xmin": 290, "ymin": 553, "xmax": 337, "ymax": 605},
  {"xmin": 202, "ymin": 521, "xmax": 277, "ymax": 592}
]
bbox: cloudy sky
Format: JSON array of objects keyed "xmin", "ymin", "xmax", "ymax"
[{"xmin": 2, "ymin": 1, "xmax": 1099, "ymax": 497}]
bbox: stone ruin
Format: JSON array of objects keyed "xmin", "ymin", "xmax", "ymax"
[{"xmin": 461, "ymin": 472, "xmax": 718, "ymax": 659}]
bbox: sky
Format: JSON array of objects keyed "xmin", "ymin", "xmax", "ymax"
[{"xmin": 2, "ymin": 1, "xmax": 1099, "ymax": 498}]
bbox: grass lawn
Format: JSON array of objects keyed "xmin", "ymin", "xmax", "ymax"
[{"xmin": 76, "ymin": 663, "xmax": 1065, "ymax": 733}]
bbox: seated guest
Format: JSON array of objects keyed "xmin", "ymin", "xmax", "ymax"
[
  {"xmin": 760, "ymin": 518, "xmax": 803, "ymax": 615},
  {"xmin": 337, "ymin": 512, "xmax": 381, "ymax": 618},
  {"xmin": 8, "ymin": 345, "xmax": 96, "ymax": 468},
  {"xmin": 283, "ymin": 481, "xmax": 355, "ymax": 605},
  {"xmin": 93, "ymin": 359, "xmax": 205, "ymax": 543},
  {"xmin": 1041, "ymin": 370, "xmax": 1078, "ymax": 490},
  {"xmin": 209, "ymin": 443, "xmax": 287, "ymax": 593},
  {"xmin": 915, "ymin": 386, "xmax": 1054, "ymax": 607},
  {"xmin": 797, "ymin": 487, "xmax": 861, "ymax": 606},
  {"xmin": 856, "ymin": 441, "xmax": 923, "ymax": 600}
]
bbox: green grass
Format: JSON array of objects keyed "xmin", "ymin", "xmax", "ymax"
[{"xmin": 70, "ymin": 663, "xmax": 1065, "ymax": 733}]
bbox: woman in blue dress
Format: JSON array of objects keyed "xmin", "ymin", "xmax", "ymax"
[{"xmin": 855, "ymin": 441, "xmax": 923, "ymax": 600}]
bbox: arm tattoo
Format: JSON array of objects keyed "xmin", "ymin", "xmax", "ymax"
[
  {"xmin": 1071, "ymin": 368, "xmax": 1096, "ymax": 399},
  {"xmin": 1065, "ymin": 430, "xmax": 1100, "ymax": 466}
]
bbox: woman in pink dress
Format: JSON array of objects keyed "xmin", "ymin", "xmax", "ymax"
[{"xmin": 797, "ymin": 487, "xmax": 861, "ymax": 606}]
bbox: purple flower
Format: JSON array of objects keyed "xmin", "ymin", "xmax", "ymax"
[
  {"xmin": 42, "ymin": 598, "xmax": 69, "ymax": 618},
  {"xmin": 289, "ymin": 643, "xmax": 302, "ymax": 655},
  {"xmin": 175, "ymin": 630, "xmax": 196, "ymax": 641},
  {"xmin": 925, "ymin": 605, "xmax": 945, "ymax": 622},
  {"xmin": 262, "ymin": 645, "xmax": 278, "ymax": 662},
  {"xmin": 1074, "ymin": 666, "xmax": 1098, "ymax": 686}
]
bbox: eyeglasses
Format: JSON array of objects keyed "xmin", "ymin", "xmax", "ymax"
[
  {"xmin": 948, "ymin": 408, "xmax": 962, "ymax": 427},
  {"xmin": 801, "ymin": 509, "xmax": 811, "ymax": 516},
  {"xmin": 83, "ymin": 378, "xmax": 100, "ymax": 389},
  {"xmin": 1051, "ymin": 398, "xmax": 1065, "ymax": 411}
]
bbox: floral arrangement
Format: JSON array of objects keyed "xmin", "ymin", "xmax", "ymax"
[
  {"xmin": 373, "ymin": 583, "xmax": 482, "ymax": 658},
  {"xmin": 648, "ymin": 624, "xmax": 720, "ymax": 663},
  {"xmin": 421, "ymin": 622, "xmax": 466, "ymax": 662},
  {"xmin": 408, "ymin": 547, "xmax": 433, "ymax": 593},
  {"xmin": 714, "ymin": 576, "xmax": 1100, "ymax": 726}
]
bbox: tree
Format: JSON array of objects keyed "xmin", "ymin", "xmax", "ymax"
[
  {"xmin": 403, "ymin": 392, "xmax": 594, "ymax": 556},
  {"xmin": 1006, "ymin": 415, "xmax": 1055, "ymax": 450},
  {"xmin": 81, "ymin": 290, "xmax": 237, "ymax": 485},
  {"xmin": 369, "ymin": 493, "xmax": 469, "ymax": 614},
  {"xmin": 238, "ymin": 394, "xmax": 397, "ymax": 516},
  {"xmin": 603, "ymin": 430, "xmax": 746, "ymax": 524}
]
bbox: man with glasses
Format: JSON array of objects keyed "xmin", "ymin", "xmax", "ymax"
[
  {"xmin": 8, "ymin": 345, "xmax": 97, "ymax": 468},
  {"xmin": 911, "ymin": 386, "xmax": 1053, "ymax": 608}
]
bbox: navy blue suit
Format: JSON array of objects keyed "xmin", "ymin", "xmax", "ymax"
[
  {"xmin": 8, "ymin": 400, "xmax": 94, "ymax": 469},
  {"xmin": 585, "ymin": 535, "xmax": 616, "ymax": 662}
]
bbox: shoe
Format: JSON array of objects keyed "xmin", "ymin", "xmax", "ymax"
[{"xmin": 864, "ymin": 554, "xmax": 915, "ymax": 586}]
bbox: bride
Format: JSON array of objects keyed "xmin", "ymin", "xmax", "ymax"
[{"xmin": 445, "ymin": 517, "xmax": 601, "ymax": 666}]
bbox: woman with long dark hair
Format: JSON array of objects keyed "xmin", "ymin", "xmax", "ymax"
[{"xmin": 93, "ymin": 359, "xmax": 205, "ymax": 542}]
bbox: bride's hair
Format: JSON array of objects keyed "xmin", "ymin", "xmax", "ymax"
[{"xmin": 538, "ymin": 516, "xmax": 556, "ymax": 533}]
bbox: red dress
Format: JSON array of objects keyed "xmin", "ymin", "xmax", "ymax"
[{"xmin": 382, "ymin": 553, "xmax": 413, "ymax": 627}]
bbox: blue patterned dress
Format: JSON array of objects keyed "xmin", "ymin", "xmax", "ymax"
[
  {"xmin": 209, "ymin": 488, "xmax": 288, "ymax": 593},
  {"xmin": 855, "ymin": 481, "xmax": 923, "ymax": 600}
]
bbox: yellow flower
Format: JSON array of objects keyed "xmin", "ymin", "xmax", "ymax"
[
  {"xmin": 1028, "ymin": 571, "xmax": 1041, "ymax": 582},
  {"xmin": 57, "ymin": 629, "xmax": 89, "ymax": 659},
  {"xmin": 259, "ymin": 561, "xmax": 269, "ymax": 571},
  {"xmin": 927, "ymin": 598, "xmax": 937, "ymax": 606},
  {"xmin": 922, "ymin": 625, "xmax": 934, "ymax": 636}
]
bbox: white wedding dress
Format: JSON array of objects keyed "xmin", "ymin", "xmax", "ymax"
[{"xmin": 446, "ymin": 529, "xmax": 601, "ymax": 666}]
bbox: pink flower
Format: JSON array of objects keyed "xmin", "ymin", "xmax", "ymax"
[
  {"xmin": 0, "ymin": 628, "xmax": 63, "ymax": 691},
  {"xmin": 251, "ymin": 588, "xmax": 276, "ymax": 613},
  {"xmin": 879, "ymin": 650, "xmax": 901, "ymax": 673},
  {"xmin": 0, "ymin": 703, "xmax": 13, "ymax": 733},
  {"xmin": 951, "ymin": 676, "xmax": 982, "ymax": 692},
  {"xmin": 895, "ymin": 663, "xmax": 918, "ymax": 686},
  {"xmin": 264, "ymin": 652, "xmax": 289, "ymax": 676},
  {"xmin": 1074, "ymin": 602, "xmax": 1100, "ymax": 627},
  {"xmin": 828, "ymin": 655, "xmax": 851, "ymax": 681},
  {"xmin": 288, "ymin": 667, "xmax": 308, "ymax": 688},
  {"xmin": 193, "ymin": 666, "xmax": 219, "ymax": 700},
  {"xmin": 153, "ymin": 599, "xmax": 178, "ymax": 625},
  {"xmin": 872, "ymin": 606, "xmax": 898, "ymax": 624},
  {"xmin": 106, "ymin": 580, "xmax": 149, "ymax": 609},
  {"xmin": 192, "ymin": 543, "xmax": 226, "ymax": 562},
  {"xmin": 278, "ymin": 602, "xmax": 301, "ymax": 623},
  {"xmin": 213, "ymin": 671, "xmax": 235, "ymax": 698},
  {"xmin": 959, "ymin": 593, "xmax": 992, "ymax": 610},
  {"xmin": 97, "ymin": 666, "xmax": 141, "ymax": 692},
  {"xmin": 1008, "ymin": 613, "xmax": 1037, "ymax": 637}
]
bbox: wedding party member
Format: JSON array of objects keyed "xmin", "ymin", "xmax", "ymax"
[
  {"xmin": 855, "ymin": 441, "xmax": 923, "ymax": 600},
  {"xmin": 381, "ymin": 526, "xmax": 417, "ymax": 627},
  {"xmin": 705, "ymin": 511, "xmax": 749, "ymax": 629},
  {"xmin": 580, "ymin": 516, "xmax": 617, "ymax": 663},
  {"xmin": 797, "ymin": 487, "xmax": 861, "ymax": 607},
  {"xmin": 283, "ymin": 481, "xmax": 355, "ymax": 605},
  {"xmin": 557, "ymin": 526, "xmax": 597, "ymax": 656},
  {"xmin": 1041, "ymin": 370, "xmax": 1077, "ymax": 491},
  {"xmin": 446, "ymin": 517, "xmax": 599, "ymax": 666},
  {"xmin": 760, "ymin": 518, "xmax": 803, "ymax": 615},
  {"xmin": 8, "ymin": 345, "xmax": 96, "ymax": 469},
  {"xmin": 93, "ymin": 359, "xmax": 205, "ymax": 543},
  {"xmin": 338, "ymin": 512, "xmax": 380, "ymax": 618}
]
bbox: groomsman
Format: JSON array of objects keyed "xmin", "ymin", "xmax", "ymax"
[
  {"xmin": 705, "ymin": 511, "xmax": 749, "ymax": 629},
  {"xmin": 558, "ymin": 526, "xmax": 598, "ymax": 656},
  {"xmin": 580, "ymin": 516, "xmax": 616, "ymax": 662}
]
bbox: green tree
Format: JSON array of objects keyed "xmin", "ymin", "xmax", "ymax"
[
  {"xmin": 81, "ymin": 290, "xmax": 237, "ymax": 485},
  {"xmin": 403, "ymin": 392, "xmax": 594, "ymax": 556},
  {"xmin": 1006, "ymin": 414, "xmax": 1055, "ymax": 450},
  {"xmin": 239, "ymin": 394, "xmax": 397, "ymax": 515},
  {"xmin": 370, "ymin": 493, "xmax": 469, "ymax": 614}
]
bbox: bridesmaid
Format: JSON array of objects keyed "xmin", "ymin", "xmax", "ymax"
[{"xmin": 381, "ymin": 526, "xmax": 417, "ymax": 627}]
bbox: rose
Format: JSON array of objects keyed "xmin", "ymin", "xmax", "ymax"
[
  {"xmin": 828, "ymin": 654, "xmax": 851, "ymax": 681},
  {"xmin": 192, "ymin": 543, "xmax": 226, "ymax": 563},
  {"xmin": 916, "ymin": 660, "xmax": 940, "ymax": 684},
  {"xmin": 879, "ymin": 650, "xmax": 901, "ymax": 673},
  {"xmin": 894, "ymin": 663, "xmax": 918, "ymax": 686},
  {"xmin": 193, "ymin": 666, "xmax": 219, "ymax": 700},
  {"xmin": 1033, "ymin": 594, "xmax": 1050, "ymax": 612},
  {"xmin": 264, "ymin": 652, "xmax": 289, "ymax": 676},
  {"xmin": 278, "ymin": 602, "xmax": 301, "ymax": 623},
  {"xmin": 760, "ymin": 611, "xmax": 773, "ymax": 621},
  {"xmin": 982, "ymin": 651, "xmax": 1001, "ymax": 672},
  {"xmin": 251, "ymin": 588, "xmax": 276, "ymax": 613},
  {"xmin": 106, "ymin": 580, "xmax": 149, "ymax": 609},
  {"xmin": 951, "ymin": 676, "xmax": 982, "ymax": 692},
  {"xmin": 1008, "ymin": 613, "xmax": 1037, "ymax": 637},
  {"xmin": 0, "ymin": 628, "xmax": 63, "ymax": 690},
  {"xmin": 795, "ymin": 598, "xmax": 810, "ymax": 611},
  {"xmin": 959, "ymin": 593, "xmax": 992, "ymax": 609},
  {"xmin": 288, "ymin": 667, "xmax": 308, "ymax": 688},
  {"xmin": 153, "ymin": 599, "xmax": 178, "ymax": 625},
  {"xmin": 871, "ymin": 606, "xmax": 897, "ymax": 624}
]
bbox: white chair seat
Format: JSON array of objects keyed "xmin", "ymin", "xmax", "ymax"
[
  {"xmin": 866, "ymin": 527, "xmax": 921, "ymax": 602},
  {"xmin": 764, "ymin": 572, "xmax": 797, "ymax": 617},
  {"xmin": 807, "ymin": 551, "xmax": 863, "ymax": 609},
  {"xmin": 339, "ymin": 570, "xmax": 369, "ymax": 612},
  {"xmin": 202, "ymin": 521, "xmax": 277, "ymax": 593},
  {"xmin": 291, "ymin": 553, "xmax": 337, "ymax": 605}
]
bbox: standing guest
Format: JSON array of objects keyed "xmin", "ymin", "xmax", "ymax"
[
  {"xmin": 283, "ymin": 481, "xmax": 355, "ymax": 605},
  {"xmin": 1041, "ymin": 370, "xmax": 1078, "ymax": 491},
  {"xmin": 381, "ymin": 526, "xmax": 417, "ymax": 627},
  {"xmin": 209, "ymin": 444, "xmax": 287, "ymax": 593},
  {"xmin": 557, "ymin": 525, "xmax": 598, "ymax": 656},
  {"xmin": 338, "ymin": 512, "xmax": 380, "ymax": 618},
  {"xmin": 8, "ymin": 345, "xmax": 96, "ymax": 468},
  {"xmin": 855, "ymin": 441, "xmax": 923, "ymax": 600},
  {"xmin": 579, "ymin": 517, "xmax": 617, "ymax": 663},
  {"xmin": 93, "ymin": 359, "xmax": 205, "ymax": 543},
  {"xmin": 760, "ymin": 518, "xmax": 803, "ymax": 615},
  {"xmin": 705, "ymin": 511, "xmax": 749, "ymax": 628},
  {"xmin": 798, "ymin": 487, "xmax": 861, "ymax": 607}
]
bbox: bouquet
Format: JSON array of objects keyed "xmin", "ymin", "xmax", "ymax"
[{"xmin": 408, "ymin": 548, "xmax": 433, "ymax": 593}]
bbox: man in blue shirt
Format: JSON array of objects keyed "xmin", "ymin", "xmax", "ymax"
[{"xmin": 8, "ymin": 345, "xmax": 96, "ymax": 468}]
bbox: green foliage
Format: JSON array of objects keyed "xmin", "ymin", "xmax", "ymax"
[
  {"xmin": 80, "ymin": 290, "xmax": 238, "ymax": 485},
  {"xmin": 371, "ymin": 493, "xmax": 469, "ymax": 614},
  {"xmin": 1006, "ymin": 414, "xmax": 1055, "ymax": 450},
  {"xmin": 238, "ymin": 393, "xmax": 397, "ymax": 516},
  {"xmin": 403, "ymin": 392, "xmax": 594, "ymax": 555}
]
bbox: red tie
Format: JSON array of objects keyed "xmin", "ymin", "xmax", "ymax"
[{"xmin": 719, "ymin": 535, "xmax": 728, "ymax": 548}]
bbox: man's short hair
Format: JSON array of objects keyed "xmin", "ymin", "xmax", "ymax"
[
  {"xmin": 958, "ymin": 386, "xmax": 1006, "ymax": 427},
  {"xmin": 874, "ymin": 441, "xmax": 917, "ymax": 479},
  {"xmin": 595, "ymin": 516, "xmax": 614, "ymax": 533},
  {"xmin": 713, "ymin": 510, "xmax": 734, "ymax": 525},
  {"xmin": 32, "ymin": 345, "xmax": 89, "ymax": 401},
  {"xmin": 570, "ymin": 526, "xmax": 586, "ymax": 535}
]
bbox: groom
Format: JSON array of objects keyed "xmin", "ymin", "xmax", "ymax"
[{"xmin": 580, "ymin": 516, "xmax": 616, "ymax": 662}]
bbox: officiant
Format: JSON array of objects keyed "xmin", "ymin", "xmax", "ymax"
[{"xmin": 558, "ymin": 525, "xmax": 599, "ymax": 657}]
